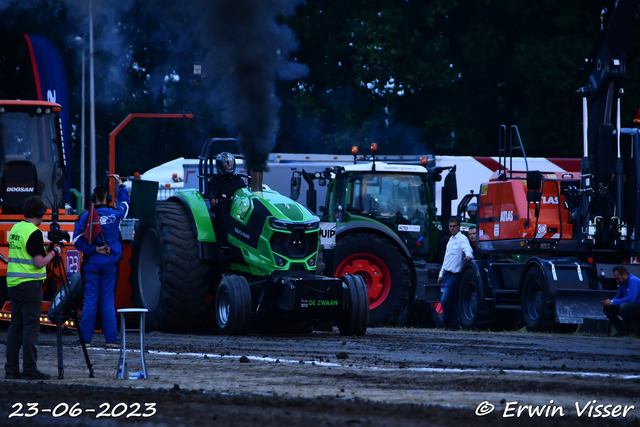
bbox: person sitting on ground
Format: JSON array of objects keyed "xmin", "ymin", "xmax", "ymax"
[{"xmin": 600, "ymin": 265, "xmax": 640, "ymax": 338}]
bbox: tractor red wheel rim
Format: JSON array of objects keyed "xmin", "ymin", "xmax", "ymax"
[{"xmin": 335, "ymin": 253, "xmax": 391, "ymax": 310}]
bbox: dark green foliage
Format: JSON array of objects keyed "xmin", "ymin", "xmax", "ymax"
[
  {"xmin": 282, "ymin": 0, "xmax": 640, "ymax": 157},
  {"xmin": 1, "ymin": 0, "xmax": 639, "ymax": 189}
]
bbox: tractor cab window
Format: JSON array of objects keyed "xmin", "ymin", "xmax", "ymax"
[
  {"xmin": 351, "ymin": 173, "xmax": 428, "ymax": 220},
  {"xmin": 1, "ymin": 117, "xmax": 33, "ymax": 160},
  {"xmin": 0, "ymin": 110, "xmax": 63, "ymax": 211},
  {"xmin": 351, "ymin": 177, "xmax": 381, "ymax": 213}
]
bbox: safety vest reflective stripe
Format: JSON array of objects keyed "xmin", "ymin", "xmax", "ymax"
[
  {"xmin": 6, "ymin": 272, "xmax": 46, "ymax": 278},
  {"xmin": 8, "ymin": 258, "xmax": 35, "ymax": 265},
  {"xmin": 7, "ymin": 221, "xmax": 46, "ymax": 287}
]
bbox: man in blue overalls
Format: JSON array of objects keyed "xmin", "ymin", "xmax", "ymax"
[{"xmin": 73, "ymin": 175, "xmax": 130, "ymax": 347}]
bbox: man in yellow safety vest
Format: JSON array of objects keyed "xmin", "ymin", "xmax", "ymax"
[{"xmin": 4, "ymin": 196, "xmax": 61, "ymax": 380}]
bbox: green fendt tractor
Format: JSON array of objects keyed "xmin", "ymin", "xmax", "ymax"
[{"xmin": 129, "ymin": 139, "xmax": 369, "ymax": 335}]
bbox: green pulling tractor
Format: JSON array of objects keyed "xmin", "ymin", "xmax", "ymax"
[{"xmin": 129, "ymin": 139, "xmax": 369, "ymax": 335}]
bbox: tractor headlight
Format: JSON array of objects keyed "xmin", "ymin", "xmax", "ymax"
[
  {"xmin": 269, "ymin": 218, "xmax": 291, "ymax": 231},
  {"xmin": 304, "ymin": 220, "xmax": 320, "ymax": 230},
  {"xmin": 274, "ymin": 254, "xmax": 287, "ymax": 267},
  {"xmin": 307, "ymin": 257, "xmax": 315, "ymax": 266}
]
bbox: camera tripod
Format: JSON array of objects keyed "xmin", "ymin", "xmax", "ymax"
[{"xmin": 49, "ymin": 247, "xmax": 94, "ymax": 379}]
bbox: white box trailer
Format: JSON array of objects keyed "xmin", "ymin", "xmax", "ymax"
[
  {"xmin": 181, "ymin": 153, "xmax": 438, "ymax": 213},
  {"xmin": 135, "ymin": 154, "xmax": 579, "ymax": 215}
]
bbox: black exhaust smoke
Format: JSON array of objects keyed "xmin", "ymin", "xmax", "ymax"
[
  {"xmin": 23, "ymin": 0, "xmax": 307, "ymax": 174},
  {"xmin": 23, "ymin": 0, "xmax": 308, "ymax": 174},
  {"xmin": 204, "ymin": 0, "xmax": 308, "ymax": 173}
]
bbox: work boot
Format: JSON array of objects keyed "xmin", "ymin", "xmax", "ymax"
[
  {"xmin": 23, "ymin": 371, "xmax": 51, "ymax": 380},
  {"xmin": 613, "ymin": 331, "xmax": 629, "ymax": 338},
  {"xmin": 75, "ymin": 339, "xmax": 91, "ymax": 348},
  {"xmin": 105, "ymin": 341, "xmax": 121, "ymax": 349},
  {"xmin": 5, "ymin": 370, "xmax": 22, "ymax": 380}
]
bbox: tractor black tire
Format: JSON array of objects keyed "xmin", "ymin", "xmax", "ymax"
[
  {"xmin": 338, "ymin": 274, "xmax": 369, "ymax": 336},
  {"xmin": 334, "ymin": 233, "xmax": 411, "ymax": 327},
  {"xmin": 521, "ymin": 266, "xmax": 555, "ymax": 332},
  {"xmin": 457, "ymin": 269, "xmax": 503, "ymax": 331},
  {"xmin": 130, "ymin": 200, "xmax": 210, "ymax": 332},
  {"xmin": 215, "ymin": 275, "xmax": 252, "ymax": 335}
]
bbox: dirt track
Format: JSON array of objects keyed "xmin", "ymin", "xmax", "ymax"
[{"xmin": 1, "ymin": 326, "xmax": 639, "ymax": 426}]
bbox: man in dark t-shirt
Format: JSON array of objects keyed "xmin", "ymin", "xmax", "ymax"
[{"xmin": 5, "ymin": 196, "xmax": 61, "ymax": 380}]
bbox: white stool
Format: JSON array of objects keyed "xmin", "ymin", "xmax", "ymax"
[{"xmin": 116, "ymin": 308, "xmax": 149, "ymax": 380}]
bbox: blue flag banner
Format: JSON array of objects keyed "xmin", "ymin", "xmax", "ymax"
[{"xmin": 24, "ymin": 33, "xmax": 71, "ymax": 203}]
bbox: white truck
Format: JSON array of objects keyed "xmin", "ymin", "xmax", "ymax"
[{"xmin": 136, "ymin": 153, "xmax": 579, "ymax": 216}]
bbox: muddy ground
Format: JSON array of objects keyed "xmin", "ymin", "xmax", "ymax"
[{"xmin": 0, "ymin": 326, "xmax": 639, "ymax": 426}]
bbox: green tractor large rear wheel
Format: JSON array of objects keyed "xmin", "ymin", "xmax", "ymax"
[{"xmin": 130, "ymin": 200, "xmax": 210, "ymax": 332}]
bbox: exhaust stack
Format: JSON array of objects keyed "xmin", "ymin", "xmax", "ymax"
[{"xmin": 251, "ymin": 170, "xmax": 263, "ymax": 193}]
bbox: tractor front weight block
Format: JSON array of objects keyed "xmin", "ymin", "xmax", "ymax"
[{"xmin": 267, "ymin": 275, "xmax": 348, "ymax": 320}]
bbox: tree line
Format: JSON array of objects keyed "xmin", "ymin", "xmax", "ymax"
[{"xmin": 1, "ymin": 0, "xmax": 639, "ymax": 191}]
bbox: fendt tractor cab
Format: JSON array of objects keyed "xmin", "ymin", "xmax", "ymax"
[
  {"xmin": 0, "ymin": 100, "xmax": 77, "ymax": 323},
  {"xmin": 291, "ymin": 144, "xmax": 462, "ymax": 326},
  {"xmin": 129, "ymin": 138, "xmax": 369, "ymax": 335}
]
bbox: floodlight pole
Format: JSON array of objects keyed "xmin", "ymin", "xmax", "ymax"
[{"xmin": 89, "ymin": 0, "xmax": 96, "ymax": 191}]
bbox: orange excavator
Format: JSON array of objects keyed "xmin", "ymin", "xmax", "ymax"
[
  {"xmin": 0, "ymin": 100, "xmax": 79, "ymax": 326},
  {"xmin": 452, "ymin": 0, "xmax": 640, "ymax": 332}
]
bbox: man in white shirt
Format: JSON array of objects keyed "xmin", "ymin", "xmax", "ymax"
[{"xmin": 437, "ymin": 217, "xmax": 474, "ymax": 330}]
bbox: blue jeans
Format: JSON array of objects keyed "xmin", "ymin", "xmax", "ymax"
[
  {"xmin": 603, "ymin": 303, "xmax": 640, "ymax": 336},
  {"xmin": 80, "ymin": 263, "xmax": 118, "ymax": 343},
  {"xmin": 441, "ymin": 272, "xmax": 460, "ymax": 327}
]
